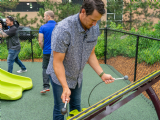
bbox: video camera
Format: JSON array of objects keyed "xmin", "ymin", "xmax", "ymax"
[
  {"xmin": 0, "ymin": 18, "xmax": 19, "ymax": 30},
  {"xmin": 0, "ymin": 18, "xmax": 8, "ymax": 30},
  {"xmin": 0, "ymin": 18, "xmax": 19, "ymax": 43}
]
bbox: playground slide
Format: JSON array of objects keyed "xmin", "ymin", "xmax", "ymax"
[
  {"xmin": 0, "ymin": 68, "xmax": 33, "ymax": 100},
  {"xmin": 0, "ymin": 80, "xmax": 23, "ymax": 100}
]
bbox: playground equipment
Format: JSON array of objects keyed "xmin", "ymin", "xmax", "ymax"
[
  {"xmin": 66, "ymin": 70, "xmax": 160, "ymax": 120},
  {"xmin": 0, "ymin": 68, "xmax": 33, "ymax": 100},
  {"xmin": 61, "ymin": 76, "xmax": 129, "ymax": 116}
]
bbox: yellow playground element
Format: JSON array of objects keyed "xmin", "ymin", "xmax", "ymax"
[
  {"xmin": 0, "ymin": 68, "xmax": 33, "ymax": 100},
  {"xmin": 67, "ymin": 108, "xmax": 87, "ymax": 120}
]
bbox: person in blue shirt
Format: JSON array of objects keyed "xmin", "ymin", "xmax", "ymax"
[{"xmin": 38, "ymin": 10, "xmax": 56, "ymax": 93}]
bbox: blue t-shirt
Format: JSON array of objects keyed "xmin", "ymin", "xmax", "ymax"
[{"xmin": 39, "ymin": 20, "xmax": 56, "ymax": 54}]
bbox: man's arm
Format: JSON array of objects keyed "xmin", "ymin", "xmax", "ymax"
[
  {"xmin": 53, "ymin": 51, "xmax": 71, "ymax": 103},
  {"xmin": 88, "ymin": 47, "xmax": 114, "ymax": 84},
  {"xmin": 38, "ymin": 33, "xmax": 44, "ymax": 50},
  {"xmin": 0, "ymin": 23, "xmax": 18, "ymax": 38},
  {"xmin": 0, "ymin": 29, "xmax": 8, "ymax": 38}
]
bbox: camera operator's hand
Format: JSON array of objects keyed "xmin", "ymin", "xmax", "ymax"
[
  {"xmin": 0, "ymin": 23, "xmax": 2, "ymax": 29},
  {"xmin": 0, "ymin": 23, "xmax": 8, "ymax": 38}
]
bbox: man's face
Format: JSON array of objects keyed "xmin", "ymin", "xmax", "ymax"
[
  {"xmin": 6, "ymin": 18, "xmax": 13, "ymax": 26},
  {"xmin": 44, "ymin": 13, "xmax": 49, "ymax": 23},
  {"xmin": 81, "ymin": 9, "xmax": 102, "ymax": 30}
]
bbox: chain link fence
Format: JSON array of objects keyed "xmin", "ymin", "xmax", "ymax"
[
  {"xmin": 0, "ymin": 30, "xmax": 40, "ymax": 62},
  {"xmin": 103, "ymin": 28, "xmax": 160, "ymax": 105},
  {"xmin": 1, "ymin": 26, "xmax": 160, "ymax": 119},
  {"xmin": 1, "ymin": 27, "xmax": 160, "ymax": 102},
  {"xmin": 18, "ymin": 30, "xmax": 40, "ymax": 62}
]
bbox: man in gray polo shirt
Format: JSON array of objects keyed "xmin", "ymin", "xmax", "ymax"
[
  {"xmin": 46, "ymin": 0, "xmax": 114, "ymax": 119},
  {"xmin": 0, "ymin": 16, "xmax": 27, "ymax": 73}
]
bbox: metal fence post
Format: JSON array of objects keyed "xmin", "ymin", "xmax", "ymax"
[
  {"xmin": 146, "ymin": 87, "xmax": 160, "ymax": 119},
  {"xmin": 30, "ymin": 31, "xmax": 34, "ymax": 62},
  {"xmin": 134, "ymin": 36, "xmax": 139, "ymax": 82},
  {"xmin": 104, "ymin": 27, "xmax": 107, "ymax": 64}
]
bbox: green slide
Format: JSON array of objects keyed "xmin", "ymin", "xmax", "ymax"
[{"xmin": 0, "ymin": 68, "xmax": 33, "ymax": 100}]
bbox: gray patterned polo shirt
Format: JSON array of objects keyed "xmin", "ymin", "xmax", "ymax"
[{"xmin": 46, "ymin": 13, "xmax": 100, "ymax": 89}]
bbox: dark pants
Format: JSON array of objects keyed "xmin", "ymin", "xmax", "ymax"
[
  {"xmin": 49, "ymin": 75, "xmax": 82, "ymax": 120},
  {"xmin": 42, "ymin": 54, "xmax": 50, "ymax": 89}
]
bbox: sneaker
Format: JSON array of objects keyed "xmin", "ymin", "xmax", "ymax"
[
  {"xmin": 17, "ymin": 69, "xmax": 27, "ymax": 73},
  {"xmin": 40, "ymin": 89, "xmax": 46, "ymax": 93},
  {"xmin": 45, "ymin": 89, "xmax": 50, "ymax": 92},
  {"xmin": 40, "ymin": 88, "xmax": 50, "ymax": 94}
]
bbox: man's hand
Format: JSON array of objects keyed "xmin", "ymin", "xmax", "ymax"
[
  {"xmin": 101, "ymin": 74, "xmax": 115, "ymax": 84},
  {"xmin": 0, "ymin": 23, "xmax": 2, "ymax": 29},
  {"xmin": 0, "ymin": 23, "xmax": 8, "ymax": 38},
  {"xmin": 61, "ymin": 87, "xmax": 71, "ymax": 103}
]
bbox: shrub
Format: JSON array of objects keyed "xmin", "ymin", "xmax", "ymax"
[
  {"xmin": 95, "ymin": 22, "xmax": 160, "ymax": 65},
  {"xmin": 1, "ymin": 39, "xmax": 43, "ymax": 60}
]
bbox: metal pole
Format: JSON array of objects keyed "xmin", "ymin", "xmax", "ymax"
[
  {"xmin": 134, "ymin": 36, "xmax": 139, "ymax": 82},
  {"xmin": 30, "ymin": 31, "xmax": 34, "ymax": 62},
  {"xmin": 104, "ymin": 27, "xmax": 107, "ymax": 64},
  {"xmin": 146, "ymin": 87, "xmax": 160, "ymax": 119}
]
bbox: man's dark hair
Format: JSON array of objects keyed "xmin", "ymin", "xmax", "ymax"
[
  {"xmin": 7, "ymin": 16, "xmax": 15, "ymax": 23},
  {"xmin": 80, "ymin": 0, "xmax": 105, "ymax": 15}
]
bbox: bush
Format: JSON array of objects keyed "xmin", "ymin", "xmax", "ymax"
[
  {"xmin": 1, "ymin": 21, "xmax": 160, "ymax": 65},
  {"xmin": 1, "ymin": 39, "xmax": 42, "ymax": 60},
  {"xmin": 102, "ymin": 22, "xmax": 160, "ymax": 65},
  {"xmin": 95, "ymin": 34, "xmax": 105, "ymax": 59},
  {"xmin": 0, "ymin": 40, "xmax": 8, "ymax": 59}
]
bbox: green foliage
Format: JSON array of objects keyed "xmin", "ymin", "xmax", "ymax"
[
  {"xmin": 36, "ymin": 0, "xmax": 81, "ymax": 28},
  {"xmin": 0, "ymin": 0, "xmax": 19, "ymax": 17},
  {"xmin": 0, "ymin": 0, "xmax": 38, "ymax": 27},
  {"xmin": 138, "ymin": 44, "xmax": 160, "ymax": 64},
  {"xmin": 109, "ymin": 22, "xmax": 117, "ymax": 29},
  {"xmin": 32, "ymin": 38, "xmax": 43, "ymax": 58},
  {"xmin": 1, "ymin": 39, "xmax": 42, "ymax": 60},
  {"xmin": 154, "ymin": 20, "xmax": 160, "ymax": 31},
  {"xmin": 18, "ymin": 41, "xmax": 32, "ymax": 59},
  {"xmin": 95, "ymin": 22, "xmax": 160, "ymax": 65},
  {"xmin": 0, "ymin": 40, "xmax": 8, "ymax": 59},
  {"xmin": 95, "ymin": 34, "xmax": 105, "ymax": 59},
  {"xmin": 99, "ymin": 21, "xmax": 106, "ymax": 28},
  {"xmin": 8, "ymin": 13, "xmax": 38, "ymax": 26},
  {"xmin": 106, "ymin": 0, "xmax": 160, "ymax": 30},
  {"xmin": 1, "ymin": 19, "xmax": 160, "ymax": 65},
  {"xmin": 0, "ymin": 12, "xmax": 5, "ymax": 18}
]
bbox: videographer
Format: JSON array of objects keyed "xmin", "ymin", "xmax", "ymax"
[{"xmin": 0, "ymin": 16, "xmax": 27, "ymax": 73}]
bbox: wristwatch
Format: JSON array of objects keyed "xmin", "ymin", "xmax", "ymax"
[{"xmin": 99, "ymin": 71, "xmax": 105, "ymax": 77}]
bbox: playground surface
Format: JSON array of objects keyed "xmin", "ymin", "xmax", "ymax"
[{"xmin": 0, "ymin": 61, "xmax": 158, "ymax": 120}]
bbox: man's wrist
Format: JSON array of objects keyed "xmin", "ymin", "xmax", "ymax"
[
  {"xmin": 99, "ymin": 71, "xmax": 105, "ymax": 77},
  {"xmin": 62, "ymin": 84, "xmax": 69, "ymax": 90}
]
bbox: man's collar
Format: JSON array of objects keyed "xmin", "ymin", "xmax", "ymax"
[
  {"xmin": 47, "ymin": 20, "xmax": 55, "ymax": 23},
  {"xmin": 77, "ymin": 13, "xmax": 86, "ymax": 33}
]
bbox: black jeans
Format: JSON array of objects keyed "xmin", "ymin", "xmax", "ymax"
[{"xmin": 42, "ymin": 54, "xmax": 51, "ymax": 89}]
